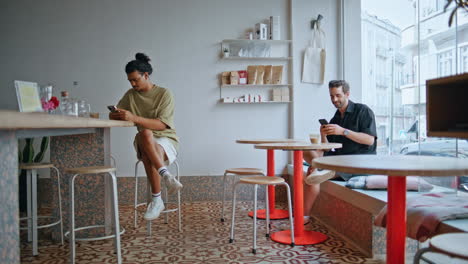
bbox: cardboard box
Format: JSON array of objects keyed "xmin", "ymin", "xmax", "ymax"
[
  {"xmin": 255, "ymin": 23, "xmax": 268, "ymax": 40},
  {"xmin": 272, "ymin": 88, "xmax": 281, "ymax": 96},
  {"xmin": 270, "ymin": 16, "xmax": 280, "ymax": 40},
  {"xmin": 222, "ymin": 97, "xmax": 234, "ymax": 103}
]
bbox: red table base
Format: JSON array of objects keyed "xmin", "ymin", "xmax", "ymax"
[
  {"xmin": 247, "ymin": 209, "xmax": 290, "ymax": 220},
  {"xmin": 387, "ymin": 176, "xmax": 407, "ymax": 264},
  {"xmin": 271, "ymin": 230, "xmax": 328, "ymax": 245}
]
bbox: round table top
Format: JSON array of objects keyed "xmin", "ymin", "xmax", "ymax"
[
  {"xmin": 236, "ymin": 138, "xmax": 301, "ymax": 144},
  {"xmin": 312, "ymin": 154, "xmax": 468, "ymax": 177},
  {"xmin": 430, "ymin": 233, "xmax": 468, "ymax": 259},
  {"xmin": 254, "ymin": 142, "xmax": 342, "ymax": 151}
]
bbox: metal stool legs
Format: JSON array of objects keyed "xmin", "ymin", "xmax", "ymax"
[
  {"xmin": 413, "ymin": 247, "xmax": 436, "ymax": 264},
  {"xmin": 229, "ymin": 180, "xmax": 294, "ymax": 254},
  {"xmin": 21, "ymin": 166, "xmax": 64, "ymax": 256},
  {"xmin": 134, "ymin": 160, "xmax": 182, "ymax": 235},
  {"xmin": 221, "ymin": 169, "xmax": 265, "ymax": 222},
  {"xmin": 68, "ymin": 171, "xmax": 122, "ymax": 264},
  {"xmin": 221, "ymin": 171, "xmax": 228, "ymax": 222}
]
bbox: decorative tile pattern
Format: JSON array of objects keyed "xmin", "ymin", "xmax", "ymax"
[
  {"xmin": 50, "ymin": 129, "xmax": 106, "ymax": 238},
  {"xmin": 0, "ymin": 131, "xmax": 20, "ymax": 264},
  {"xmin": 21, "ymin": 202, "xmax": 382, "ymax": 263}
]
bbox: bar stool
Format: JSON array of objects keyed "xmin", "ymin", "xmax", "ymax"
[
  {"xmin": 414, "ymin": 233, "xmax": 468, "ymax": 263},
  {"xmin": 221, "ymin": 168, "xmax": 265, "ymax": 222},
  {"xmin": 19, "ymin": 163, "xmax": 64, "ymax": 256},
  {"xmin": 229, "ymin": 176, "xmax": 295, "ymax": 254},
  {"xmin": 134, "ymin": 160, "xmax": 182, "ymax": 235},
  {"xmin": 64, "ymin": 166, "xmax": 122, "ymax": 264}
]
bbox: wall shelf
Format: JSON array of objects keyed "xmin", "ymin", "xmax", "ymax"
[
  {"xmin": 219, "ymin": 101, "xmax": 290, "ymax": 104},
  {"xmin": 218, "ymin": 37, "xmax": 292, "ymax": 105},
  {"xmin": 222, "ymin": 56, "xmax": 292, "ymax": 61},
  {"xmin": 221, "ymin": 84, "xmax": 292, "ymax": 88},
  {"xmin": 222, "ymin": 39, "xmax": 292, "ymax": 44}
]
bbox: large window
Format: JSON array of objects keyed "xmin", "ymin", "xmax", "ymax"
[{"xmin": 359, "ymin": 0, "xmax": 468, "ymax": 190}]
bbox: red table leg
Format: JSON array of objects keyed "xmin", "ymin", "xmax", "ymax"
[
  {"xmin": 270, "ymin": 150, "xmax": 328, "ymax": 245},
  {"xmin": 387, "ymin": 176, "xmax": 407, "ymax": 264},
  {"xmin": 248, "ymin": 149, "xmax": 289, "ymax": 219}
]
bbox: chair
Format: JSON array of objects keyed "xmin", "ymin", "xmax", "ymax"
[
  {"xmin": 221, "ymin": 168, "xmax": 265, "ymax": 222},
  {"xmin": 229, "ymin": 176, "xmax": 295, "ymax": 254},
  {"xmin": 134, "ymin": 160, "xmax": 182, "ymax": 235},
  {"xmin": 414, "ymin": 233, "xmax": 468, "ymax": 263},
  {"xmin": 64, "ymin": 166, "xmax": 123, "ymax": 264},
  {"xmin": 19, "ymin": 163, "xmax": 64, "ymax": 256}
]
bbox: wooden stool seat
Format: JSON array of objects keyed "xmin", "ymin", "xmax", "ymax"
[
  {"xmin": 240, "ymin": 176, "xmax": 285, "ymax": 185},
  {"xmin": 430, "ymin": 233, "xmax": 468, "ymax": 259},
  {"xmin": 225, "ymin": 168, "xmax": 264, "ymax": 175},
  {"xmin": 19, "ymin": 163, "xmax": 55, "ymax": 170},
  {"xmin": 65, "ymin": 166, "xmax": 116, "ymax": 174}
]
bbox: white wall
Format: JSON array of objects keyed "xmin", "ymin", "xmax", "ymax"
[
  {"xmin": 0, "ymin": 0, "xmax": 342, "ymax": 177},
  {"xmin": 343, "ymin": 0, "xmax": 362, "ymax": 102},
  {"xmin": 291, "ymin": 0, "xmax": 341, "ymax": 139}
]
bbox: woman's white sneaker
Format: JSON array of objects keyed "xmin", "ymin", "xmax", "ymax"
[
  {"xmin": 163, "ymin": 173, "xmax": 183, "ymax": 194},
  {"xmin": 144, "ymin": 197, "xmax": 165, "ymax": 220}
]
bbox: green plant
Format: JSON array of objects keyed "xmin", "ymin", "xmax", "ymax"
[
  {"xmin": 19, "ymin": 137, "xmax": 49, "ymax": 163},
  {"xmin": 446, "ymin": 0, "xmax": 468, "ymax": 26},
  {"xmin": 18, "ymin": 137, "xmax": 49, "ymax": 212}
]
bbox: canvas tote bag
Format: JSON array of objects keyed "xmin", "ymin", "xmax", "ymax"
[{"xmin": 302, "ymin": 24, "xmax": 326, "ymax": 84}]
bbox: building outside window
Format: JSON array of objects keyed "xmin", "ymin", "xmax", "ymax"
[{"xmin": 359, "ymin": 0, "xmax": 468, "ymax": 190}]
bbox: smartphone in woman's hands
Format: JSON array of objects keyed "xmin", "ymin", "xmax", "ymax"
[{"xmin": 107, "ymin": 105, "xmax": 117, "ymax": 112}]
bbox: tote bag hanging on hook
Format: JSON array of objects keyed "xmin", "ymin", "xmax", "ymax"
[{"xmin": 302, "ymin": 24, "xmax": 326, "ymax": 84}]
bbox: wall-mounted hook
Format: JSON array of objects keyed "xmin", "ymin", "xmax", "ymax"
[{"xmin": 311, "ymin": 14, "xmax": 324, "ymax": 29}]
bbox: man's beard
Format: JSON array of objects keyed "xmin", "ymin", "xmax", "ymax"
[{"xmin": 333, "ymin": 102, "xmax": 343, "ymax": 108}]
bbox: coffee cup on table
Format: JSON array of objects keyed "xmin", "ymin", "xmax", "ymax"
[{"xmin": 309, "ymin": 134, "xmax": 320, "ymax": 144}]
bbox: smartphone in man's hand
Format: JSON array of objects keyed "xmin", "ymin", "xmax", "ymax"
[
  {"xmin": 318, "ymin": 119, "xmax": 328, "ymax": 125},
  {"xmin": 107, "ymin": 105, "xmax": 117, "ymax": 112}
]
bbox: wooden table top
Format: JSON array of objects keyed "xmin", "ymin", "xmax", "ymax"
[
  {"xmin": 0, "ymin": 110, "xmax": 134, "ymax": 129},
  {"xmin": 236, "ymin": 138, "xmax": 301, "ymax": 144},
  {"xmin": 313, "ymin": 154, "xmax": 468, "ymax": 177},
  {"xmin": 255, "ymin": 142, "xmax": 342, "ymax": 150}
]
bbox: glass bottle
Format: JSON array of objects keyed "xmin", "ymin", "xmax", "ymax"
[
  {"xmin": 60, "ymin": 91, "xmax": 78, "ymax": 116},
  {"xmin": 59, "ymin": 91, "xmax": 70, "ymax": 115}
]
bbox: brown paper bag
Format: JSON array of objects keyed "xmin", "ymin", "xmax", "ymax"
[
  {"xmin": 247, "ymin": 65, "xmax": 257, "ymax": 84},
  {"xmin": 256, "ymin": 65, "xmax": 265, "ymax": 85},
  {"xmin": 263, "ymin": 65, "xmax": 272, "ymax": 84},
  {"xmin": 221, "ymin": 71, "xmax": 230, "ymax": 85},
  {"xmin": 230, "ymin": 71, "xmax": 239, "ymax": 85},
  {"xmin": 272, "ymin": 65, "xmax": 283, "ymax": 84}
]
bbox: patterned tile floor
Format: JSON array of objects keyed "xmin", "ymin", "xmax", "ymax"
[{"xmin": 21, "ymin": 201, "xmax": 383, "ymax": 263}]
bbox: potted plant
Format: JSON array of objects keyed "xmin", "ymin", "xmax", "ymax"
[{"xmin": 223, "ymin": 47, "xmax": 230, "ymax": 58}]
